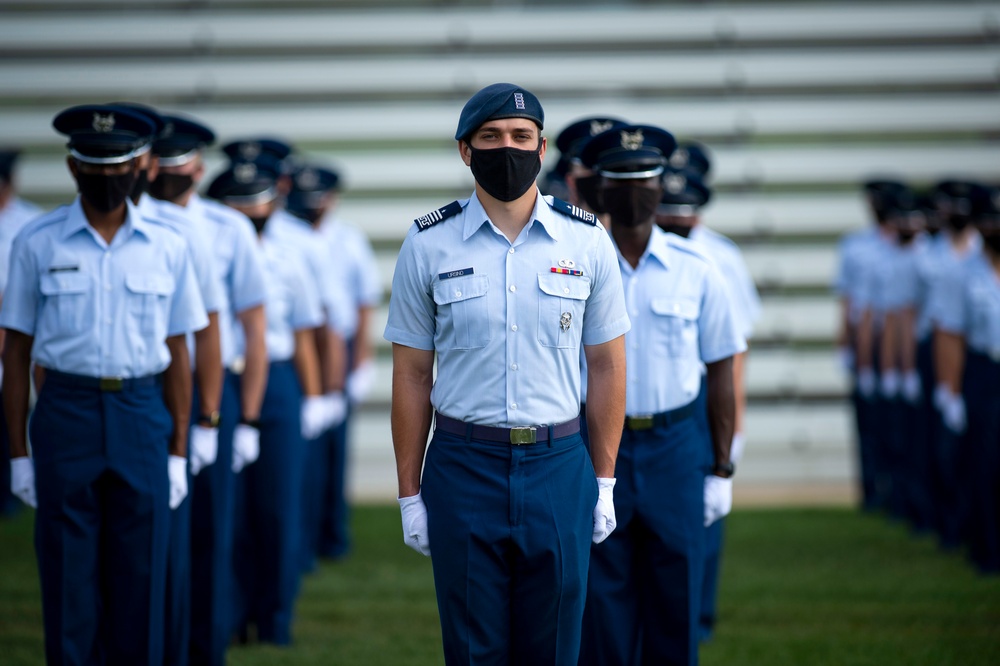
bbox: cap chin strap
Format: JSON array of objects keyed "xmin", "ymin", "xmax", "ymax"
[
  {"xmin": 222, "ymin": 187, "xmax": 277, "ymax": 207},
  {"xmin": 598, "ymin": 165, "xmax": 665, "ymax": 180},
  {"xmin": 155, "ymin": 148, "xmax": 200, "ymax": 167},
  {"xmin": 69, "ymin": 147, "xmax": 141, "ymax": 165},
  {"xmin": 657, "ymin": 204, "xmax": 699, "ymax": 216}
]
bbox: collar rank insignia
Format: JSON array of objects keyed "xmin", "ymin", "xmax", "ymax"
[
  {"xmin": 92, "ymin": 113, "xmax": 115, "ymax": 133},
  {"xmin": 548, "ymin": 197, "xmax": 597, "ymax": 226},
  {"xmin": 621, "ymin": 129, "xmax": 644, "ymax": 151},
  {"xmin": 234, "ymin": 162, "xmax": 257, "ymax": 183},
  {"xmin": 414, "ymin": 200, "xmax": 462, "ymax": 231}
]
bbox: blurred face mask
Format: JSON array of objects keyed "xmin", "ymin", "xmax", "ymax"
[
  {"xmin": 129, "ymin": 169, "xmax": 149, "ymax": 204},
  {"xmin": 982, "ymin": 232, "xmax": 1000, "ymax": 254},
  {"xmin": 574, "ymin": 174, "xmax": 605, "ymax": 214},
  {"xmin": 600, "ymin": 183, "xmax": 662, "ymax": 227},
  {"xmin": 149, "ymin": 173, "xmax": 195, "ymax": 202},
  {"xmin": 77, "ymin": 170, "xmax": 136, "ymax": 213},
  {"xmin": 469, "ymin": 143, "xmax": 542, "ymax": 202}
]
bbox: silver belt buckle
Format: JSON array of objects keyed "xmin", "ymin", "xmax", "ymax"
[
  {"xmin": 627, "ymin": 415, "xmax": 655, "ymax": 430},
  {"xmin": 509, "ymin": 426, "xmax": 537, "ymax": 445}
]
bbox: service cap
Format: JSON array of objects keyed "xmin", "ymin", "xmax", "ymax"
[
  {"xmin": 52, "ymin": 104, "xmax": 157, "ymax": 165},
  {"xmin": 579, "ymin": 124, "xmax": 677, "ymax": 180}
]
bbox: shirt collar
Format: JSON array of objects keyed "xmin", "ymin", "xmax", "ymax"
[
  {"xmin": 616, "ymin": 225, "xmax": 672, "ymax": 271},
  {"xmin": 461, "ymin": 188, "xmax": 559, "ymax": 242},
  {"xmin": 61, "ymin": 197, "xmax": 150, "ymax": 242}
]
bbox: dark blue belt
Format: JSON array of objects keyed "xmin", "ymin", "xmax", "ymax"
[
  {"xmin": 435, "ymin": 412, "xmax": 580, "ymax": 445},
  {"xmin": 45, "ymin": 369, "xmax": 163, "ymax": 392},
  {"xmin": 624, "ymin": 401, "xmax": 697, "ymax": 431}
]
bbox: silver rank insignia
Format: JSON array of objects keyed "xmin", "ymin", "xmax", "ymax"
[
  {"xmin": 590, "ymin": 120, "xmax": 615, "ymax": 136},
  {"xmin": 620, "ymin": 129, "xmax": 644, "ymax": 151},
  {"xmin": 234, "ymin": 162, "xmax": 257, "ymax": 183},
  {"xmin": 560, "ymin": 312, "xmax": 572, "ymax": 331},
  {"xmin": 92, "ymin": 113, "xmax": 115, "ymax": 133}
]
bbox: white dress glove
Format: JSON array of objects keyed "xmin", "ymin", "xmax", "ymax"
[
  {"xmin": 322, "ymin": 391, "xmax": 348, "ymax": 430},
  {"xmin": 730, "ymin": 432, "xmax": 747, "ymax": 465},
  {"xmin": 398, "ymin": 491, "xmax": 431, "ymax": 556},
  {"xmin": 879, "ymin": 369, "xmax": 900, "ymax": 400},
  {"xmin": 857, "ymin": 367, "xmax": 876, "ymax": 399},
  {"xmin": 592, "ymin": 477, "xmax": 617, "ymax": 544},
  {"xmin": 901, "ymin": 370, "xmax": 922, "ymax": 404},
  {"xmin": 936, "ymin": 385, "xmax": 967, "ymax": 434},
  {"xmin": 188, "ymin": 425, "xmax": 219, "ymax": 476},
  {"xmin": 346, "ymin": 359, "xmax": 376, "ymax": 405},
  {"xmin": 10, "ymin": 457, "xmax": 37, "ymax": 509},
  {"xmin": 301, "ymin": 396, "xmax": 328, "ymax": 440},
  {"xmin": 704, "ymin": 475, "xmax": 733, "ymax": 527},
  {"xmin": 232, "ymin": 423, "xmax": 260, "ymax": 473},
  {"xmin": 168, "ymin": 455, "xmax": 188, "ymax": 510}
]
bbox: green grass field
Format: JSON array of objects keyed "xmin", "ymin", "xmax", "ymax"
[{"xmin": 1, "ymin": 505, "xmax": 998, "ymax": 665}]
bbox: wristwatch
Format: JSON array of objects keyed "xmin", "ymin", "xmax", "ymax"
[
  {"xmin": 712, "ymin": 460, "xmax": 736, "ymax": 478},
  {"xmin": 196, "ymin": 411, "xmax": 221, "ymax": 428}
]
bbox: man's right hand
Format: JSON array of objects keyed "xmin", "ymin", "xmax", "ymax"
[
  {"xmin": 398, "ymin": 491, "xmax": 431, "ymax": 556},
  {"xmin": 232, "ymin": 423, "xmax": 261, "ymax": 473}
]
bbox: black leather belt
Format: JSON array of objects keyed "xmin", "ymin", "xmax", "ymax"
[
  {"xmin": 45, "ymin": 369, "xmax": 163, "ymax": 392},
  {"xmin": 625, "ymin": 401, "xmax": 697, "ymax": 431},
  {"xmin": 435, "ymin": 412, "xmax": 580, "ymax": 445}
]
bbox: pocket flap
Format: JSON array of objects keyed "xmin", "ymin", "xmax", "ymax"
[
  {"xmin": 537, "ymin": 273, "xmax": 591, "ymax": 300},
  {"xmin": 40, "ymin": 272, "xmax": 90, "ymax": 295},
  {"xmin": 125, "ymin": 273, "xmax": 174, "ymax": 296},
  {"xmin": 651, "ymin": 298, "xmax": 699, "ymax": 320},
  {"xmin": 432, "ymin": 274, "xmax": 489, "ymax": 305}
]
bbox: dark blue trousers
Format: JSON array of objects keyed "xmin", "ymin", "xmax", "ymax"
[
  {"xmin": 964, "ymin": 352, "xmax": 1000, "ymax": 574},
  {"xmin": 189, "ymin": 371, "xmax": 241, "ymax": 666},
  {"xmin": 580, "ymin": 413, "xmax": 709, "ymax": 666},
  {"xmin": 422, "ymin": 427, "xmax": 596, "ymax": 666},
  {"xmin": 164, "ymin": 414, "xmax": 193, "ymax": 666},
  {"xmin": 0, "ymin": 385, "xmax": 19, "ymax": 517},
  {"xmin": 300, "ymin": 406, "xmax": 352, "ymax": 573},
  {"xmin": 906, "ymin": 339, "xmax": 937, "ymax": 532},
  {"xmin": 30, "ymin": 374, "xmax": 172, "ymax": 665},
  {"xmin": 232, "ymin": 360, "xmax": 306, "ymax": 644}
]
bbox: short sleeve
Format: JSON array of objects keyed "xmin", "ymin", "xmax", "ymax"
[
  {"xmin": 383, "ymin": 229, "xmax": 437, "ymax": 351},
  {"xmin": 581, "ymin": 226, "xmax": 630, "ymax": 346},
  {"xmin": 0, "ymin": 235, "xmax": 39, "ymax": 335},
  {"xmin": 167, "ymin": 241, "xmax": 209, "ymax": 337},
  {"xmin": 698, "ymin": 262, "xmax": 748, "ymax": 363}
]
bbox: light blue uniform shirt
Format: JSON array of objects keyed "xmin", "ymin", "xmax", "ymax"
[
  {"xmin": 836, "ymin": 227, "xmax": 891, "ymax": 326},
  {"xmin": 688, "ymin": 224, "xmax": 761, "ymax": 341},
  {"xmin": 385, "ymin": 191, "xmax": 630, "ymax": 427},
  {"xmin": 0, "ymin": 198, "xmax": 208, "ymax": 377},
  {"xmin": 260, "ymin": 236, "xmax": 324, "ymax": 362},
  {"xmin": 320, "ymin": 216, "xmax": 383, "ymax": 339},
  {"xmin": 933, "ymin": 251, "xmax": 1000, "ymax": 359},
  {"xmin": 853, "ymin": 234, "xmax": 907, "ymax": 329},
  {"xmin": 266, "ymin": 209, "xmax": 353, "ymax": 337},
  {"xmin": 585, "ymin": 227, "xmax": 745, "ymax": 414},
  {"xmin": 185, "ymin": 193, "xmax": 268, "ymax": 367},
  {"xmin": 0, "ymin": 196, "xmax": 43, "ymax": 295},
  {"xmin": 914, "ymin": 231, "xmax": 982, "ymax": 341}
]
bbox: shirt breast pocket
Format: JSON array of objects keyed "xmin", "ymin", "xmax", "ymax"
[
  {"xmin": 651, "ymin": 298, "xmax": 700, "ymax": 358},
  {"xmin": 40, "ymin": 272, "xmax": 93, "ymax": 335},
  {"xmin": 432, "ymin": 274, "xmax": 491, "ymax": 350},
  {"xmin": 537, "ymin": 273, "xmax": 591, "ymax": 349},
  {"xmin": 126, "ymin": 273, "xmax": 174, "ymax": 338}
]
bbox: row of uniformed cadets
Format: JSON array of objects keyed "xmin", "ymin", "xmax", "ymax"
[
  {"xmin": 0, "ymin": 102, "xmax": 381, "ymax": 663},
  {"xmin": 836, "ymin": 178, "xmax": 1000, "ymax": 575}
]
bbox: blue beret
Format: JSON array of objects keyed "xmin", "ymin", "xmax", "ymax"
[
  {"xmin": 667, "ymin": 141, "xmax": 711, "ymax": 178},
  {"xmin": 579, "ymin": 124, "xmax": 677, "ymax": 179},
  {"xmin": 454, "ymin": 83, "xmax": 544, "ymax": 141},
  {"xmin": 659, "ymin": 169, "xmax": 712, "ymax": 211},
  {"xmin": 555, "ymin": 117, "xmax": 628, "ymax": 159},
  {"xmin": 0, "ymin": 148, "xmax": 20, "ymax": 181},
  {"xmin": 206, "ymin": 161, "xmax": 278, "ymax": 206},
  {"xmin": 52, "ymin": 104, "xmax": 157, "ymax": 164},
  {"xmin": 285, "ymin": 164, "xmax": 341, "ymax": 211},
  {"xmin": 152, "ymin": 114, "xmax": 216, "ymax": 165}
]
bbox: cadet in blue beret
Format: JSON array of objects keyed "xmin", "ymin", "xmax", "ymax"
[
  {"xmin": 1, "ymin": 104, "xmax": 208, "ymax": 664},
  {"xmin": 555, "ymin": 116, "xmax": 628, "ymax": 218},
  {"xmin": 208, "ymin": 161, "xmax": 328, "ymax": 645},
  {"xmin": 386, "ymin": 83, "xmax": 630, "ymax": 665},
  {"xmin": 576, "ymin": 124, "xmax": 744, "ymax": 666},
  {"xmin": 150, "ymin": 113, "xmax": 270, "ymax": 666},
  {"xmin": 0, "ymin": 147, "xmax": 42, "ymax": 519}
]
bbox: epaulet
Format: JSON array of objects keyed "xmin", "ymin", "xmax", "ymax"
[
  {"xmin": 414, "ymin": 200, "xmax": 462, "ymax": 231},
  {"xmin": 548, "ymin": 197, "xmax": 597, "ymax": 225}
]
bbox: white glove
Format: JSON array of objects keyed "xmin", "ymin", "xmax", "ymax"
[
  {"xmin": 168, "ymin": 455, "xmax": 188, "ymax": 510},
  {"xmin": 857, "ymin": 367, "xmax": 876, "ymax": 399},
  {"xmin": 301, "ymin": 396, "xmax": 328, "ymax": 440},
  {"xmin": 592, "ymin": 477, "xmax": 617, "ymax": 544},
  {"xmin": 232, "ymin": 423, "xmax": 260, "ymax": 473},
  {"xmin": 936, "ymin": 386, "xmax": 967, "ymax": 434},
  {"xmin": 836, "ymin": 346, "xmax": 854, "ymax": 372},
  {"xmin": 321, "ymin": 391, "xmax": 348, "ymax": 430},
  {"xmin": 10, "ymin": 457, "xmax": 37, "ymax": 509},
  {"xmin": 398, "ymin": 492, "xmax": 431, "ymax": 556},
  {"xmin": 704, "ymin": 475, "xmax": 733, "ymax": 527},
  {"xmin": 188, "ymin": 425, "xmax": 219, "ymax": 476},
  {"xmin": 346, "ymin": 359, "xmax": 376, "ymax": 405},
  {"xmin": 901, "ymin": 370, "xmax": 921, "ymax": 404},
  {"xmin": 879, "ymin": 369, "xmax": 900, "ymax": 400},
  {"xmin": 730, "ymin": 432, "xmax": 747, "ymax": 464}
]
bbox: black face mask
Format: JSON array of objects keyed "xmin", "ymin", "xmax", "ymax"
[
  {"xmin": 982, "ymin": 233, "xmax": 1000, "ymax": 254},
  {"xmin": 574, "ymin": 174, "xmax": 605, "ymax": 214},
  {"xmin": 469, "ymin": 144, "xmax": 542, "ymax": 202},
  {"xmin": 600, "ymin": 186, "xmax": 662, "ymax": 228},
  {"xmin": 658, "ymin": 223, "xmax": 693, "ymax": 238},
  {"xmin": 287, "ymin": 206, "xmax": 323, "ymax": 226},
  {"xmin": 129, "ymin": 169, "xmax": 149, "ymax": 204},
  {"xmin": 898, "ymin": 231, "xmax": 916, "ymax": 246},
  {"xmin": 149, "ymin": 173, "xmax": 195, "ymax": 202},
  {"xmin": 77, "ymin": 170, "xmax": 136, "ymax": 213},
  {"xmin": 948, "ymin": 214, "xmax": 971, "ymax": 232},
  {"xmin": 248, "ymin": 215, "xmax": 269, "ymax": 234}
]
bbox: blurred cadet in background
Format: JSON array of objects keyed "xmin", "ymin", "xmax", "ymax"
[
  {"xmin": 0, "ymin": 147, "xmax": 42, "ymax": 518},
  {"xmin": 539, "ymin": 153, "xmax": 572, "ymax": 201},
  {"xmin": 1, "ymin": 103, "xmax": 207, "ymax": 664},
  {"xmin": 208, "ymin": 160, "xmax": 324, "ymax": 645},
  {"xmin": 577, "ymin": 124, "xmax": 743, "ymax": 666},
  {"xmin": 554, "ymin": 116, "xmax": 628, "ymax": 222}
]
